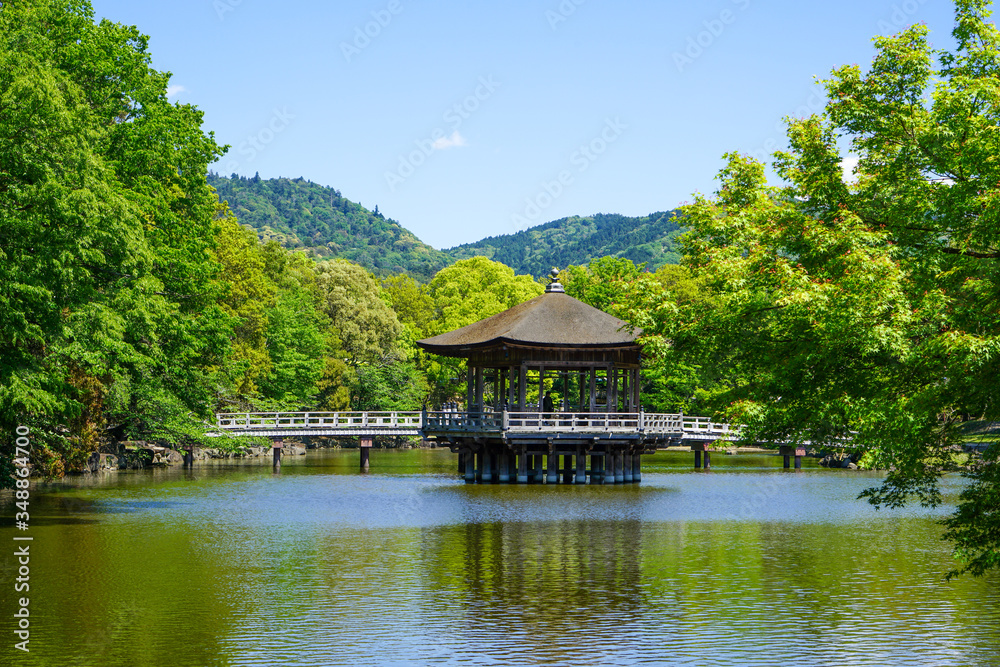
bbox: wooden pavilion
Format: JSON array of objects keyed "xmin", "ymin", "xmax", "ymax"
[{"xmin": 417, "ymin": 269, "xmax": 673, "ymax": 484}]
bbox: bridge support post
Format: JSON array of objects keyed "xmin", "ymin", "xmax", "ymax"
[
  {"xmin": 517, "ymin": 448, "xmax": 528, "ymax": 484},
  {"xmin": 604, "ymin": 450, "xmax": 616, "ymax": 485},
  {"xmin": 272, "ymin": 442, "xmax": 283, "ymax": 471},
  {"xmin": 458, "ymin": 451, "xmax": 465, "ymax": 475},
  {"xmin": 465, "ymin": 450, "xmax": 476, "ymax": 483},
  {"xmin": 533, "ymin": 454, "xmax": 544, "ymax": 483},
  {"xmin": 482, "ymin": 450, "xmax": 493, "ymax": 483},
  {"xmin": 780, "ymin": 446, "xmax": 806, "ymax": 470},
  {"xmin": 360, "ymin": 437, "xmax": 372, "ymax": 472},
  {"xmin": 591, "ymin": 453, "xmax": 603, "ymax": 484},
  {"xmin": 562, "ymin": 454, "xmax": 573, "ymax": 484},
  {"xmin": 623, "ymin": 453, "xmax": 633, "ymax": 483},
  {"xmin": 692, "ymin": 442, "xmax": 708, "ymax": 470},
  {"xmin": 546, "ymin": 447, "xmax": 558, "ymax": 484},
  {"xmin": 614, "ymin": 451, "xmax": 624, "ymax": 483},
  {"xmin": 498, "ymin": 451, "xmax": 510, "ymax": 483},
  {"xmin": 575, "ymin": 448, "xmax": 586, "ymax": 484},
  {"xmin": 632, "ymin": 454, "xmax": 641, "ymax": 482}
]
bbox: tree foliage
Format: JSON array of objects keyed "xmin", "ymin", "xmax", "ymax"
[{"xmin": 661, "ymin": 0, "xmax": 1000, "ymax": 576}]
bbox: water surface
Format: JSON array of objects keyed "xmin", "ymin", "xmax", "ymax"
[{"xmin": 2, "ymin": 450, "xmax": 997, "ymax": 666}]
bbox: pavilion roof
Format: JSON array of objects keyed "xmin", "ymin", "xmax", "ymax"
[{"xmin": 417, "ymin": 290, "xmax": 640, "ymax": 356}]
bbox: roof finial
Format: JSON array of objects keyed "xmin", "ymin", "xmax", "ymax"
[{"xmin": 546, "ymin": 267, "xmax": 564, "ymax": 293}]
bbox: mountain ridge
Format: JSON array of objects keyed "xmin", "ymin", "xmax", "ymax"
[{"xmin": 209, "ymin": 173, "xmax": 684, "ymax": 279}]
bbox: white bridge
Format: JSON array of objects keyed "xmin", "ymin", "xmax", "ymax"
[{"xmin": 211, "ymin": 410, "xmax": 740, "ymax": 443}]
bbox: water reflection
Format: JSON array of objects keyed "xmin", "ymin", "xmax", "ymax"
[{"xmin": 1, "ymin": 450, "xmax": 999, "ymax": 667}]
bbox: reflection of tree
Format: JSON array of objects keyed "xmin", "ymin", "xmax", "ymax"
[{"xmin": 420, "ymin": 520, "xmax": 651, "ymax": 647}]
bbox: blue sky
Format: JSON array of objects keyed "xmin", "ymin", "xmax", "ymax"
[{"xmin": 90, "ymin": 0, "xmax": 959, "ymax": 249}]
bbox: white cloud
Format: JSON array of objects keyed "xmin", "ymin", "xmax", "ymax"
[
  {"xmin": 840, "ymin": 155, "xmax": 860, "ymax": 183},
  {"xmin": 166, "ymin": 84, "xmax": 187, "ymax": 98},
  {"xmin": 432, "ymin": 130, "xmax": 467, "ymax": 150}
]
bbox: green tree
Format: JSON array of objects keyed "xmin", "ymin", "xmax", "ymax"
[
  {"xmin": 1, "ymin": 0, "xmax": 236, "ymax": 477},
  {"xmin": 382, "ymin": 273, "xmax": 433, "ymax": 335},
  {"xmin": 666, "ymin": 0, "xmax": 1000, "ymax": 576},
  {"xmin": 316, "ymin": 259, "xmax": 403, "ymax": 365}
]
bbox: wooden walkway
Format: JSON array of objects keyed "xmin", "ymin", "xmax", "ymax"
[{"xmin": 212, "ymin": 410, "xmax": 740, "ymax": 443}]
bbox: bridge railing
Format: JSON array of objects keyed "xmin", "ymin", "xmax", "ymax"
[
  {"xmin": 681, "ymin": 415, "xmax": 741, "ymax": 437},
  {"xmin": 216, "ymin": 411, "xmax": 422, "ymax": 431},
  {"xmin": 213, "ymin": 410, "xmax": 742, "ymax": 439}
]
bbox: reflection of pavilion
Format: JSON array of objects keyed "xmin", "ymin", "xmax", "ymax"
[{"xmin": 418, "ymin": 270, "xmax": 677, "ymax": 484}]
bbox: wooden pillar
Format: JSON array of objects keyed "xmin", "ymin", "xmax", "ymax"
[
  {"xmin": 360, "ymin": 436, "xmax": 372, "ymax": 471},
  {"xmin": 633, "ymin": 369, "xmax": 641, "ymax": 412},
  {"xmin": 621, "ymin": 371, "xmax": 628, "ymax": 413},
  {"xmin": 517, "ymin": 447, "xmax": 528, "ymax": 483},
  {"xmin": 632, "ymin": 453, "xmax": 642, "ymax": 482},
  {"xmin": 509, "ymin": 366, "xmax": 517, "ymax": 409},
  {"xmin": 590, "ymin": 453, "xmax": 602, "ymax": 484},
  {"xmin": 546, "ymin": 446, "xmax": 558, "ymax": 484},
  {"xmin": 466, "ymin": 364, "xmax": 475, "ymax": 412},
  {"xmin": 519, "ymin": 364, "xmax": 527, "ymax": 411},
  {"xmin": 589, "ymin": 368, "xmax": 597, "ymax": 413},
  {"xmin": 780, "ymin": 446, "xmax": 805, "ymax": 470},
  {"xmin": 604, "ymin": 448, "xmax": 616, "ymax": 485},
  {"xmin": 499, "ymin": 450, "xmax": 510, "ymax": 483},
  {"xmin": 499, "ymin": 368, "xmax": 506, "ymax": 411},
  {"xmin": 458, "ymin": 451, "xmax": 465, "ymax": 474},
  {"xmin": 609, "ymin": 367, "xmax": 618, "ymax": 413},
  {"xmin": 475, "ymin": 366, "xmax": 484, "ymax": 413},
  {"xmin": 692, "ymin": 442, "xmax": 707, "ymax": 470},
  {"xmin": 562, "ymin": 454, "xmax": 573, "ymax": 484},
  {"xmin": 533, "ymin": 454, "xmax": 543, "ymax": 483},
  {"xmin": 614, "ymin": 451, "xmax": 624, "ymax": 483},
  {"xmin": 576, "ymin": 447, "xmax": 586, "ymax": 484},
  {"xmin": 465, "ymin": 450, "xmax": 476, "ymax": 483},
  {"xmin": 482, "ymin": 448, "xmax": 492, "ymax": 483},
  {"xmin": 272, "ymin": 441, "xmax": 283, "ymax": 470},
  {"xmin": 623, "ymin": 453, "xmax": 633, "ymax": 482}
]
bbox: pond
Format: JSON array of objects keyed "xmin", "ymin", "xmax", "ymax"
[{"xmin": 2, "ymin": 449, "xmax": 998, "ymax": 666}]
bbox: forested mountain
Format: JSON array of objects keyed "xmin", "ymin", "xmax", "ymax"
[
  {"xmin": 208, "ymin": 173, "xmax": 449, "ymax": 281},
  {"xmin": 210, "ymin": 173, "xmax": 686, "ymax": 280},
  {"xmin": 445, "ymin": 212, "xmax": 684, "ymax": 276}
]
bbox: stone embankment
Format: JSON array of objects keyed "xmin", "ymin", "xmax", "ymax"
[
  {"xmin": 83, "ymin": 441, "xmax": 308, "ymax": 472},
  {"xmin": 818, "ymin": 452, "xmax": 860, "ymax": 469}
]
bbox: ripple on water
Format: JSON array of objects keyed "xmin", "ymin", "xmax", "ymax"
[{"xmin": 6, "ymin": 452, "xmax": 1000, "ymax": 667}]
